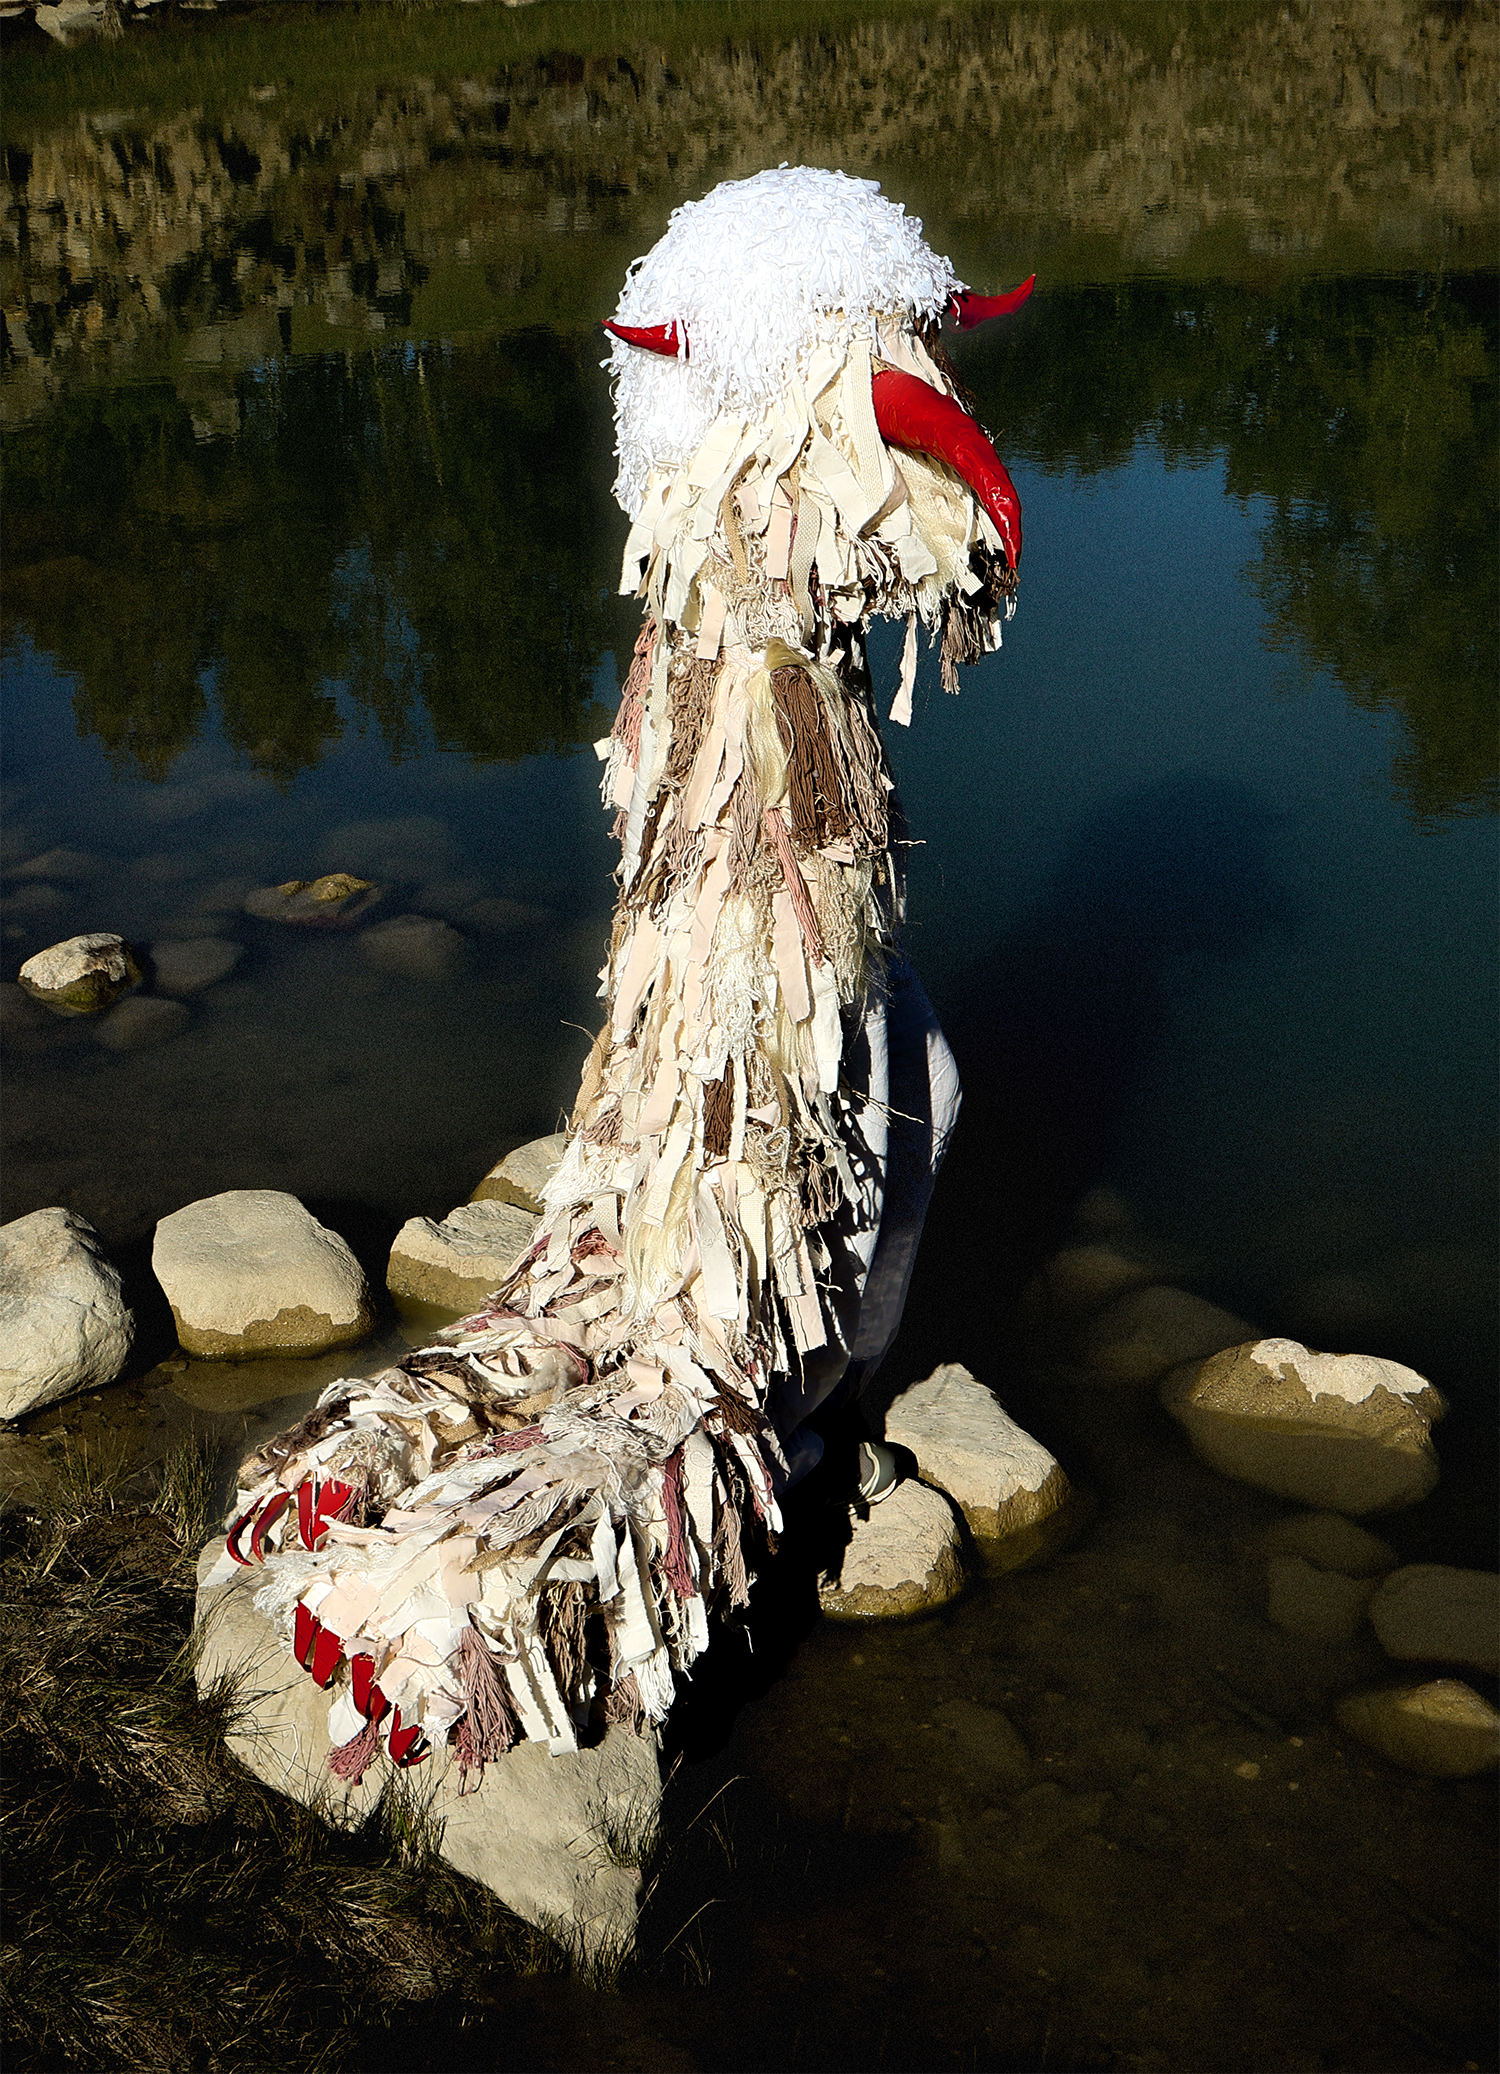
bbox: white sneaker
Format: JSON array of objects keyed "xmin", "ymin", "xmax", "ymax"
[{"xmin": 856, "ymin": 1440, "xmax": 900, "ymax": 1505}]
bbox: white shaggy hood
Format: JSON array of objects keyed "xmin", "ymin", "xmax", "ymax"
[{"xmin": 607, "ymin": 166, "xmax": 962, "ymax": 516}]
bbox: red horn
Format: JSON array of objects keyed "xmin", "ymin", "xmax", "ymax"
[
  {"xmin": 603, "ymin": 319, "xmax": 688, "ymax": 359},
  {"xmin": 948, "ymin": 276, "xmax": 1036, "ymax": 330},
  {"xmin": 871, "ymin": 368, "xmax": 1022, "ymax": 569}
]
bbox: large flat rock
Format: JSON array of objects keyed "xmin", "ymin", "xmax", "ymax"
[
  {"xmin": 387, "ymin": 1199, "xmax": 540, "ymax": 1314},
  {"xmin": 1160, "ymin": 1338, "xmax": 1444, "ymax": 1516},
  {"xmin": 884, "ymin": 1362, "xmax": 1071, "ymax": 1559},
  {"xmin": 0, "ymin": 1206, "xmax": 133, "ymax": 1420},
  {"xmin": 194, "ymin": 1550, "xmax": 658, "ymax": 1958},
  {"xmin": 154, "ymin": 1190, "xmax": 374, "ymax": 1359},
  {"xmin": 819, "ymin": 1479, "xmax": 964, "ymax": 1620}
]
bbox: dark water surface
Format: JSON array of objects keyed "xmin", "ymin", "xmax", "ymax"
[{"xmin": 2, "ymin": 3, "xmax": 1496, "ymax": 2069}]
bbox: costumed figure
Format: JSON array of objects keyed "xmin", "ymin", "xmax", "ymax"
[{"xmin": 207, "ymin": 168, "xmax": 1031, "ymax": 1783}]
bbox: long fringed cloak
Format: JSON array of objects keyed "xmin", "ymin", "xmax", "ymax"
[{"xmin": 210, "ymin": 169, "xmax": 1023, "ymax": 1783}]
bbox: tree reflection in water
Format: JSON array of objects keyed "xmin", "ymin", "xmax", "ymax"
[
  {"xmin": 960, "ymin": 270, "xmax": 1498, "ymax": 822},
  {"xmin": 1, "ymin": 327, "xmax": 622, "ymax": 782},
  {"xmin": 1, "ymin": 275, "xmax": 1494, "ymax": 818}
]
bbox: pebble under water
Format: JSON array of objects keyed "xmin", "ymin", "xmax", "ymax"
[{"xmin": 1, "ymin": 3, "xmax": 1496, "ymax": 2067}]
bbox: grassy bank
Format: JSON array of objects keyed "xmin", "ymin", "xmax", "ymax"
[
  {"xmin": 0, "ymin": 1443, "xmax": 569, "ymax": 2073},
  {"xmin": 0, "ymin": 0, "xmax": 1268, "ymax": 137}
]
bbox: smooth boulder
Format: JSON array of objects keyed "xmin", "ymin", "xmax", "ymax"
[
  {"xmin": 470, "ymin": 1132, "xmax": 569, "ymax": 1214},
  {"xmin": 1336, "ymin": 1679, "xmax": 1500, "ymax": 1778},
  {"xmin": 19, "ymin": 931, "xmax": 141, "ymax": 1015},
  {"xmin": 154, "ymin": 1190, "xmax": 374, "ymax": 1359},
  {"xmin": 884, "ymin": 1363, "xmax": 1071, "ymax": 1561},
  {"xmin": 819, "ymin": 1480, "xmax": 964, "ymax": 1619},
  {"xmin": 1078, "ymin": 1284, "xmax": 1252, "ymax": 1386},
  {"xmin": 1368, "ymin": 1565, "xmax": 1499, "ymax": 1674},
  {"xmin": 193, "ymin": 1550, "xmax": 658, "ymax": 1958},
  {"xmin": 0, "ymin": 1207, "xmax": 134, "ymax": 1420},
  {"xmin": 387, "ymin": 1200, "xmax": 540, "ymax": 1314},
  {"xmin": 1160, "ymin": 1338, "xmax": 1444, "ymax": 1515}
]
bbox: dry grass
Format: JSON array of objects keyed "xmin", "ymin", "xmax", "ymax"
[{"xmin": 0, "ymin": 1467, "xmax": 570, "ymax": 2074}]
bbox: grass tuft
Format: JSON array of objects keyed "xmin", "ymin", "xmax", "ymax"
[
  {"xmin": 0, "ymin": 1483, "xmax": 572, "ymax": 2072},
  {"xmin": 151, "ymin": 1434, "xmax": 219, "ymax": 1555}
]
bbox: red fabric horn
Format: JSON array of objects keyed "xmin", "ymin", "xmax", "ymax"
[
  {"xmin": 871, "ymin": 369, "xmax": 1022, "ymax": 569},
  {"xmin": 948, "ymin": 276, "xmax": 1036, "ymax": 329},
  {"xmin": 603, "ymin": 319, "xmax": 687, "ymax": 359}
]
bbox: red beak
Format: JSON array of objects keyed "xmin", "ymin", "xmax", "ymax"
[
  {"xmin": 948, "ymin": 276, "xmax": 1036, "ymax": 330},
  {"xmin": 603, "ymin": 319, "xmax": 687, "ymax": 359},
  {"xmin": 871, "ymin": 368, "xmax": 1022, "ymax": 568}
]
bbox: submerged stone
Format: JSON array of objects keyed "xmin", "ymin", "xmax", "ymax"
[
  {"xmin": 148, "ymin": 936, "xmax": 244, "ymax": 996},
  {"xmin": 359, "ymin": 912, "xmax": 466, "ymax": 980},
  {"xmin": 1019, "ymin": 1242, "xmax": 1156, "ymax": 1325},
  {"xmin": 1161, "ymin": 1338, "xmax": 1444, "ymax": 1516},
  {"xmin": 19, "ymin": 931, "xmax": 141, "ymax": 1014},
  {"xmin": 153, "ymin": 1190, "xmax": 374, "ymax": 1359},
  {"xmin": 1078, "ymin": 1285, "xmax": 1253, "ymax": 1386},
  {"xmin": 1260, "ymin": 1510, "xmax": 1399, "ymax": 1578},
  {"xmin": 96, "ymin": 996, "xmax": 191, "ymax": 1050},
  {"xmin": 1265, "ymin": 1555, "xmax": 1376, "ymax": 1645},
  {"xmin": 1368, "ymin": 1565, "xmax": 1500, "ymax": 1674},
  {"xmin": 0, "ymin": 1206, "xmax": 134, "ymax": 1420}
]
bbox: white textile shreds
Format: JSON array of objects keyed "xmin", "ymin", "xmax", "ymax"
[
  {"xmin": 226, "ymin": 167, "xmax": 1023, "ymax": 1784},
  {"xmin": 608, "ymin": 167, "xmax": 962, "ymax": 517}
]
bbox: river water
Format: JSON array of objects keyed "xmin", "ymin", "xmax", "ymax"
[{"xmin": 1, "ymin": 3, "xmax": 1496, "ymax": 2068}]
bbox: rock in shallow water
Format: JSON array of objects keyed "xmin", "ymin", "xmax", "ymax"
[
  {"xmin": 1260, "ymin": 1510, "xmax": 1398, "ymax": 1578},
  {"xmin": 470, "ymin": 1132, "xmax": 569, "ymax": 1214},
  {"xmin": 360, "ymin": 913, "xmax": 466, "ymax": 979},
  {"xmin": 1078, "ymin": 1284, "xmax": 1253, "ymax": 1386},
  {"xmin": 1368, "ymin": 1565, "xmax": 1500, "ymax": 1674},
  {"xmin": 1019, "ymin": 1242, "xmax": 1155, "ymax": 1325},
  {"xmin": 9, "ymin": 847, "xmax": 102, "ymax": 883},
  {"xmin": 1336, "ymin": 1679, "xmax": 1500, "ymax": 1777},
  {"xmin": 819, "ymin": 1480, "xmax": 964, "ymax": 1619},
  {"xmin": 148, "ymin": 936, "xmax": 243, "ymax": 996},
  {"xmin": 193, "ymin": 1547, "xmax": 659, "ymax": 1958},
  {"xmin": 884, "ymin": 1363, "xmax": 1071, "ymax": 1561},
  {"xmin": 19, "ymin": 931, "xmax": 141, "ymax": 1014},
  {"xmin": 387, "ymin": 1200, "xmax": 540, "ymax": 1314},
  {"xmin": 153, "ymin": 1190, "xmax": 374, "ymax": 1359},
  {"xmin": 243, "ymin": 876, "xmax": 382, "ymax": 927},
  {"xmin": 0, "ymin": 1207, "xmax": 133, "ymax": 1420},
  {"xmin": 1265, "ymin": 1555, "xmax": 1376, "ymax": 1645},
  {"xmin": 96, "ymin": 996, "xmax": 192, "ymax": 1049},
  {"xmin": 1160, "ymin": 1338, "xmax": 1444, "ymax": 1515}
]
